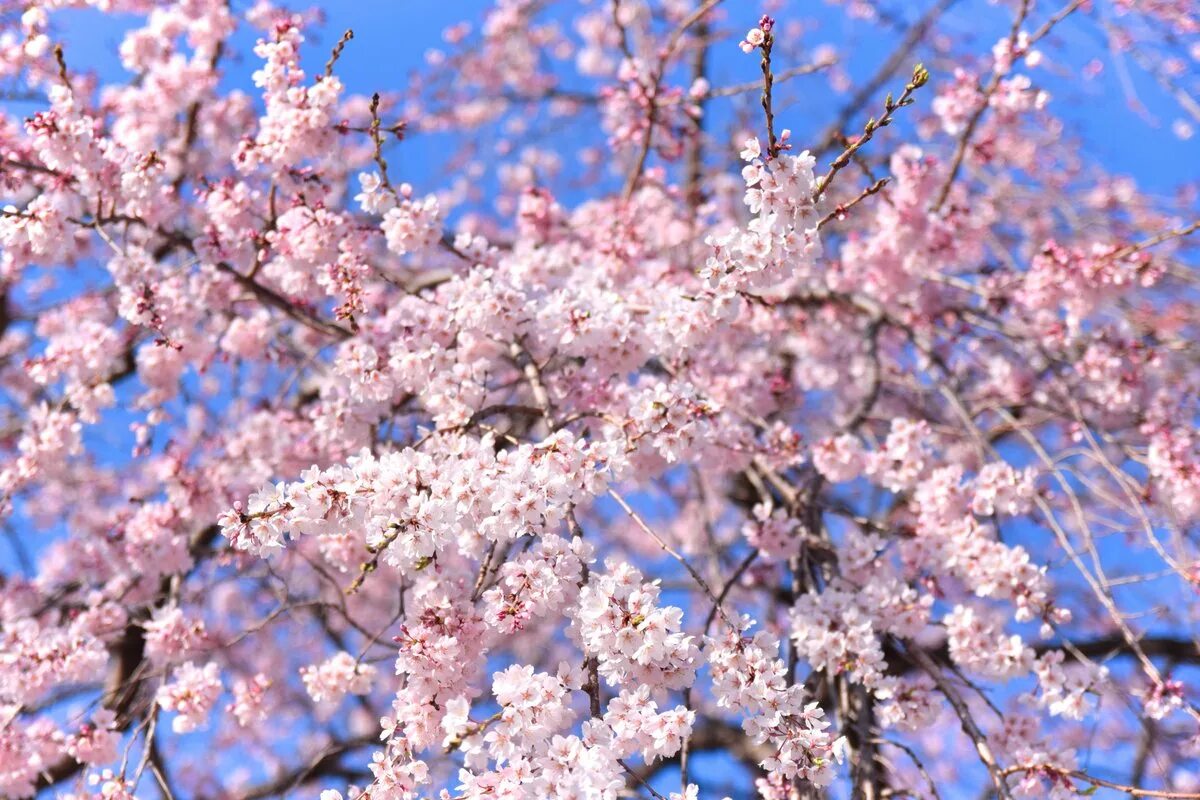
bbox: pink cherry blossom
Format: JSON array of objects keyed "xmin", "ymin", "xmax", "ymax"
[{"xmin": 2, "ymin": 1, "xmax": 1199, "ymax": 798}]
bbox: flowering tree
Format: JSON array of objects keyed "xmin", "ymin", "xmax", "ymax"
[{"xmin": 2, "ymin": 0, "xmax": 1200, "ymax": 798}]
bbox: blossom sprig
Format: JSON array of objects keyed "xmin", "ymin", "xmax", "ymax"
[
  {"xmin": 814, "ymin": 62, "xmax": 929, "ymax": 201},
  {"xmin": 741, "ymin": 15, "xmax": 784, "ymax": 158}
]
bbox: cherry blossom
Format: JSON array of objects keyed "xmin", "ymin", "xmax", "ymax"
[{"xmin": 2, "ymin": 0, "xmax": 1200, "ymax": 798}]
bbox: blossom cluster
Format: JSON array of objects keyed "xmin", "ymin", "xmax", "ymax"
[
  {"xmin": 710, "ymin": 620, "xmax": 847, "ymax": 786},
  {"xmin": 702, "ymin": 136, "xmax": 822, "ymax": 290}
]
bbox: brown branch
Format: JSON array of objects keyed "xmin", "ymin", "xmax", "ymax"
[
  {"xmin": 707, "ymin": 59, "xmax": 834, "ymax": 99},
  {"xmin": 215, "ymin": 261, "xmax": 353, "ymax": 340},
  {"xmin": 885, "ymin": 634, "xmax": 1200, "ymax": 678},
  {"xmin": 759, "ymin": 22, "xmax": 779, "ymax": 157},
  {"xmin": 1110, "ymin": 219, "xmax": 1200, "ymax": 261},
  {"xmin": 1000, "ymin": 766, "xmax": 1200, "ymax": 799},
  {"xmin": 813, "ymin": 64, "xmax": 929, "ymax": 202},
  {"xmin": 817, "ymin": 176, "xmax": 891, "ymax": 229},
  {"xmin": 907, "ymin": 644, "xmax": 1015, "ymax": 800},
  {"xmin": 33, "ymin": 526, "xmax": 221, "ymax": 794},
  {"xmin": 621, "ymin": 0, "xmax": 723, "ymax": 200},
  {"xmin": 684, "ymin": 0, "xmax": 711, "ymax": 212},
  {"xmin": 232, "ymin": 735, "xmax": 377, "ymax": 800},
  {"xmin": 324, "ymin": 29, "xmax": 354, "ymax": 78}
]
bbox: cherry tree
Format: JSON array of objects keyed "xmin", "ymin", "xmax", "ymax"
[{"xmin": 2, "ymin": 0, "xmax": 1200, "ymax": 798}]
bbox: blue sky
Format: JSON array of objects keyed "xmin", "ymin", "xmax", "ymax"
[{"xmin": 48, "ymin": 0, "xmax": 1200, "ymax": 201}]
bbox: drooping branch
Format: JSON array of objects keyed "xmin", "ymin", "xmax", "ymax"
[
  {"xmin": 32, "ymin": 525, "xmax": 220, "ymax": 794},
  {"xmin": 230, "ymin": 734, "xmax": 378, "ymax": 800}
]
